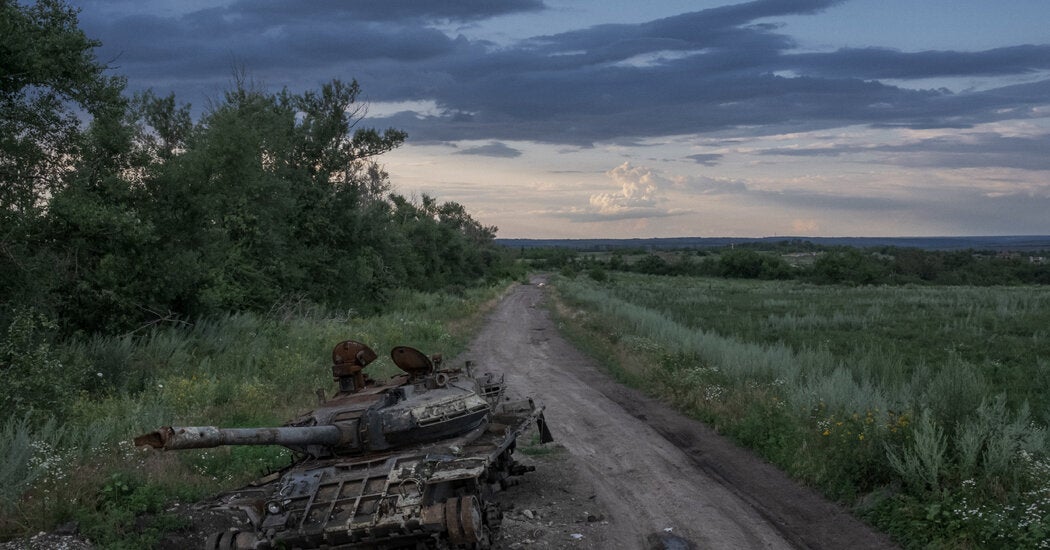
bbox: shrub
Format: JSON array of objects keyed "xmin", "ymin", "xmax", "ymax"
[{"xmin": 0, "ymin": 309, "xmax": 75, "ymax": 416}]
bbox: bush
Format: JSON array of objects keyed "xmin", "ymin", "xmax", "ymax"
[
  {"xmin": 0, "ymin": 414, "xmax": 68, "ymax": 513},
  {"xmin": 587, "ymin": 267, "xmax": 608, "ymax": 282},
  {"xmin": 717, "ymin": 249, "xmax": 791, "ymax": 279},
  {"xmin": 0, "ymin": 309, "xmax": 76, "ymax": 416},
  {"xmin": 808, "ymin": 248, "xmax": 889, "ymax": 285}
]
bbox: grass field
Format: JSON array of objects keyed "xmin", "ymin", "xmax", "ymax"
[
  {"xmin": 553, "ymin": 272, "xmax": 1050, "ymax": 549},
  {"xmin": 0, "ymin": 284, "xmax": 510, "ymax": 548}
]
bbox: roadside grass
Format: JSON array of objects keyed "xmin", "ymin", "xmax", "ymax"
[
  {"xmin": 517, "ymin": 432, "xmax": 563, "ymax": 457},
  {"xmin": 0, "ymin": 282, "xmax": 513, "ymax": 546},
  {"xmin": 551, "ymin": 273, "xmax": 1050, "ymax": 549}
]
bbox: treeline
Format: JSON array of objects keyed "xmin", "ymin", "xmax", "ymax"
[
  {"xmin": 1, "ymin": 1, "xmax": 518, "ymax": 339},
  {"xmin": 526, "ymin": 245, "xmax": 1050, "ymax": 286}
]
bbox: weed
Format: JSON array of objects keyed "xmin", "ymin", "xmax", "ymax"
[
  {"xmin": 518, "ymin": 433, "xmax": 561, "ymax": 457},
  {"xmin": 74, "ymin": 472, "xmax": 194, "ymax": 550}
]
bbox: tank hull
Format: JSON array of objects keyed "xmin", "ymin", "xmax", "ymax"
[{"xmin": 203, "ymin": 399, "xmax": 546, "ymax": 550}]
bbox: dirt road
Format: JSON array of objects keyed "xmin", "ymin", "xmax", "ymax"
[{"xmin": 465, "ymin": 277, "xmax": 898, "ymax": 550}]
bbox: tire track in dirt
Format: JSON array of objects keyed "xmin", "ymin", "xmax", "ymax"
[{"xmin": 460, "ymin": 277, "xmax": 898, "ymax": 550}]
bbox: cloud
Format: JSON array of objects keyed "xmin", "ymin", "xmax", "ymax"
[
  {"xmin": 224, "ymin": 0, "xmax": 547, "ymax": 23},
  {"xmin": 750, "ymin": 189, "xmax": 907, "ymax": 211},
  {"xmin": 454, "ymin": 142, "xmax": 523, "ymax": 157},
  {"xmin": 781, "ymin": 45, "xmax": 1050, "ymax": 79},
  {"xmin": 72, "ymin": 0, "xmax": 1050, "ymax": 157},
  {"xmin": 548, "ymin": 206, "xmax": 684, "ymax": 223},
  {"xmin": 686, "ymin": 153, "xmax": 724, "ymax": 166},
  {"xmin": 548, "ymin": 162, "xmax": 682, "ymax": 222},
  {"xmin": 371, "ymin": 9, "xmax": 1050, "ymax": 146},
  {"xmin": 757, "ymin": 132, "xmax": 1050, "ymax": 170},
  {"xmin": 677, "ymin": 174, "xmax": 749, "ymax": 194}
]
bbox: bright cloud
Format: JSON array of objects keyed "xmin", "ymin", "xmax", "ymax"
[{"xmin": 587, "ymin": 162, "xmax": 669, "ymax": 215}]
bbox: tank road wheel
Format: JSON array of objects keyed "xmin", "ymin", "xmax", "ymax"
[
  {"xmin": 445, "ymin": 497, "xmax": 465, "ymax": 544},
  {"xmin": 205, "ymin": 528, "xmax": 255, "ymax": 550},
  {"xmin": 206, "ymin": 529, "xmax": 236, "ymax": 550},
  {"xmin": 459, "ymin": 495, "xmax": 484, "ymax": 544}
]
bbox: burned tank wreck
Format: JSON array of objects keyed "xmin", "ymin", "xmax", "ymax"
[{"xmin": 134, "ymin": 340, "xmax": 553, "ymax": 549}]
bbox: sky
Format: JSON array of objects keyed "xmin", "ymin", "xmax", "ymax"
[{"xmin": 68, "ymin": 0, "xmax": 1050, "ymax": 239}]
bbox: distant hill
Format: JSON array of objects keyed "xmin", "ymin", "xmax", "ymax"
[{"xmin": 495, "ymin": 236, "xmax": 1050, "ymax": 252}]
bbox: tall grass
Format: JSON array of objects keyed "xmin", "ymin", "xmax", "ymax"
[
  {"xmin": 0, "ymin": 282, "xmax": 511, "ymax": 544},
  {"xmin": 553, "ymin": 273, "xmax": 1050, "ymax": 548}
]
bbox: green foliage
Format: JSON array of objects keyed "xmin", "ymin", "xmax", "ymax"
[
  {"xmin": 808, "ymin": 248, "xmax": 889, "ymax": 284},
  {"xmin": 0, "ymin": 0, "xmax": 123, "ymax": 211},
  {"xmin": 0, "ymin": 414, "xmax": 67, "ymax": 512},
  {"xmin": 633, "ymin": 253, "xmax": 672, "ymax": 275},
  {"xmin": 75, "ymin": 473, "xmax": 192, "ymax": 550},
  {"xmin": 0, "ymin": 0, "xmax": 127, "ymax": 319},
  {"xmin": 717, "ymin": 249, "xmax": 791, "ymax": 279},
  {"xmin": 0, "ymin": 309, "xmax": 72, "ymax": 416},
  {"xmin": 592, "ymin": 245, "xmax": 1050, "ymax": 287},
  {"xmin": 586, "ymin": 267, "xmax": 608, "ymax": 282},
  {"xmin": 182, "ymin": 446, "xmax": 292, "ymax": 484},
  {"xmin": 887, "ymin": 410, "xmax": 948, "ymax": 492},
  {"xmin": 515, "ymin": 247, "xmax": 579, "ymax": 269}
]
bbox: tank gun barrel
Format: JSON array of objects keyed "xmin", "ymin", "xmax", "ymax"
[{"xmin": 134, "ymin": 425, "xmax": 342, "ymax": 451}]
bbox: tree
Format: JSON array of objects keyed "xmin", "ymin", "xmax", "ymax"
[
  {"xmin": 809, "ymin": 248, "xmax": 889, "ymax": 285},
  {"xmin": 137, "ymin": 78, "xmax": 415, "ymax": 317},
  {"xmin": 717, "ymin": 249, "xmax": 790, "ymax": 279},
  {"xmin": 1, "ymin": 1, "xmax": 510, "ymax": 334},
  {"xmin": 0, "ymin": 0, "xmax": 125, "ymax": 324}
]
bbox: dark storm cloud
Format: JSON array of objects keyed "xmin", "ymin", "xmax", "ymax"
[
  {"xmin": 76, "ymin": 0, "xmax": 544, "ymax": 23},
  {"xmin": 757, "ymin": 132, "xmax": 1050, "ymax": 170},
  {"xmin": 781, "ymin": 45, "xmax": 1050, "ymax": 79},
  {"xmin": 455, "ymin": 142, "xmax": 523, "ymax": 158},
  {"xmin": 370, "ymin": 2, "xmax": 1050, "ymax": 145},
  {"xmin": 72, "ymin": 0, "xmax": 1050, "ymax": 152},
  {"xmin": 224, "ymin": 0, "xmax": 546, "ymax": 22}
]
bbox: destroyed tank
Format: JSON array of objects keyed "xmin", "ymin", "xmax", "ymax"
[{"xmin": 134, "ymin": 340, "xmax": 553, "ymax": 550}]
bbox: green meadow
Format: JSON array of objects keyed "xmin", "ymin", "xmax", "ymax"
[{"xmin": 553, "ymin": 272, "xmax": 1050, "ymax": 549}]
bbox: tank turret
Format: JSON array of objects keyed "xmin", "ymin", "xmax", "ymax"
[
  {"xmin": 134, "ymin": 341, "xmax": 522, "ymax": 458},
  {"xmin": 133, "ymin": 339, "xmax": 552, "ymax": 549}
]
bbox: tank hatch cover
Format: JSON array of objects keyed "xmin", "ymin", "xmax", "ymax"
[
  {"xmin": 333, "ymin": 340, "xmax": 378, "ymax": 367},
  {"xmin": 391, "ymin": 346, "xmax": 434, "ymax": 378}
]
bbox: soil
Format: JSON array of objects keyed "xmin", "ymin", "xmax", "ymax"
[{"xmin": 6, "ymin": 276, "xmax": 899, "ymax": 549}]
